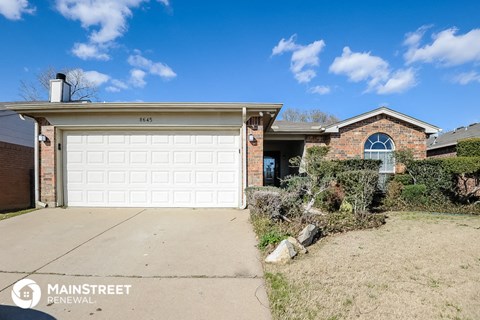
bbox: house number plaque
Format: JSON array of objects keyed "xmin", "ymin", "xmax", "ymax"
[{"xmin": 139, "ymin": 117, "xmax": 153, "ymax": 123}]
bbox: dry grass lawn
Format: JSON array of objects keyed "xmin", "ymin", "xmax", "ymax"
[{"xmin": 265, "ymin": 212, "xmax": 480, "ymax": 320}]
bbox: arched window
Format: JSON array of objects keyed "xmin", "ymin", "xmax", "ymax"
[{"xmin": 364, "ymin": 133, "xmax": 395, "ymax": 173}]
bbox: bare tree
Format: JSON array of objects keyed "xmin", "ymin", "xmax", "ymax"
[
  {"xmin": 281, "ymin": 108, "xmax": 339, "ymax": 125},
  {"xmin": 19, "ymin": 67, "xmax": 99, "ymax": 101}
]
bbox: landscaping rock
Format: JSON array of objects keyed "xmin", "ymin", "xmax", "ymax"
[
  {"xmin": 265, "ymin": 240, "xmax": 297, "ymax": 264},
  {"xmin": 297, "ymin": 224, "xmax": 320, "ymax": 247},
  {"xmin": 286, "ymin": 236, "xmax": 307, "ymax": 254}
]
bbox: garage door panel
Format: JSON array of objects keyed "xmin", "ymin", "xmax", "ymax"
[
  {"xmin": 152, "ymin": 171, "xmax": 169, "ymax": 184},
  {"xmin": 64, "ymin": 131, "xmax": 239, "ymax": 207}
]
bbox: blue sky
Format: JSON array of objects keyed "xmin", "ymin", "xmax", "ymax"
[{"xmin": 1, "ymin": 0, "xmax": 479, "ymax": 131}]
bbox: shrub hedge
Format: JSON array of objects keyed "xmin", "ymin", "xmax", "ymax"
[
  {"xmin": 337, "ymin": 170, "xmax": 379, "ymax": 213},
  {"xmin": 401, "ymin": 184, "xmax": 427, "ymax": 205},
  {"xmin": 392, "ymin": 174, "xmax": 414, "ymax": 185},
  {"xmin": 332, "ymin": 159, "xmax": 382, "ymax": 172},
  {"xmin": 441, "ymin": 156, "xmax": 480, "ymax": 174},
  {"xmin": 457, "ymin": 138, "xmax": 480, "ymax": 157}
]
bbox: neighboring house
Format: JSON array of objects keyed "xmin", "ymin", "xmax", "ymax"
[
  {"xmin": 427, "ymin": 122, "xmax": 480, "ymax": 158},
  {"xmin": 7, "ymin": 75, "xmax": 440, "ymax": 209},
  {"xmin": 0, "ymin": 103, "xmax": 34, "ymax": 211}
]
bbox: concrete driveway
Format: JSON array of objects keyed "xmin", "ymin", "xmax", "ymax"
[{"xmin": 0, "ymin": 208, "xmax": 271, "ymax": 320}]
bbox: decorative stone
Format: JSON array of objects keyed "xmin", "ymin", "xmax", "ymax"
[
  {"xmin": 297, "ymin": 224, "xmax": 320, "ymax": 247},
  {"xmin": 286, "ymin": 236, "xmax": 308, "ymax": 254},
  {"xmin": 265, "ymin": 240, "xmax": 297, "ymax": 264}
]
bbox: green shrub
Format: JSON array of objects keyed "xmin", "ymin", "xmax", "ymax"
[
  {"xmin": 333, "ymin": 159, "xmax": 382, "ymax": 172},
  {"xmin": 337, "ymin": 170, "xmax": 379, "ymax": 213},
  {"xmin": 383, "ymin": 180, "xmax": 405, "ymax": 209},
  {"xmin": 392, "ymin": 174, "xmax": 414, "ymax": 185},
  {"xmin": 406, "ymin": 159, "xmax": 452, "ymax": 202},
  {"xmin": 401, "ymin": 184, "xmax": 427, "ymax": 205},
  {"xmin": 457, "ymin": 138, "xmax": 480, "ymax": 157},
  {"xmin": 314, "ymin": 184, "xmax": 344, "ymax": 212},
  {"xmin": 339, "ymin": 199, "xmax": 353, "ymax": 213},
  {"xmin": 259, "ymin": 230, "xmax": 286, "ymax": 249},
  {"xmin": 441, "ymin": 157, "xmax": 480, "ymax": 174}
]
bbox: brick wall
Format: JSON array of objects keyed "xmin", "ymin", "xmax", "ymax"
[
  {"xmin": 305, "ymin": 115, "xmax": 428, "ymax": 173},
  {"xmin": 305, "ymin": 134, "xmax": 329, "ymax": 149},
  {"xmin": 0, "ymin": 141, "xmax": 33, "ymax": 211},
  {"xmin": 247, "ymin": 116, "xmax": 264, "ymax": 187},
  {"xmin": 38, "ymin": 118, "xmax": 56, "ymax": 206},
  {"xmin": 427, "ymin": 145, "xmax": 457, "ymax": 158}
]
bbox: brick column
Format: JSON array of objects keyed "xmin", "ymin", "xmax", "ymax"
[
  {"xmin": 247, "ymin": 117, "xmax": 264, "ymax": 187},
  {"xmin": 38, "ymin": 118, "xmax": 56, "ymax": 207}
]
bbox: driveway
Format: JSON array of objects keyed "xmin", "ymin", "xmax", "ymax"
[{"xmin": 0, "ymin": 208, "xmax": 271, "ymax": 320}]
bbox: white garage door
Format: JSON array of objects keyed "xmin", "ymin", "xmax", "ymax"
[{"xmin": 63, "ymin": 131, "xmax": 240, "ymax": 207}]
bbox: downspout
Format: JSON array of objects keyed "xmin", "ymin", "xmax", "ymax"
[
  {"xmin": 19, "ymin": 114, "xmax": 40, "ymax": 207},
  {"xmin": 241, "ymin": 107, "xmax": 248, "ymax": 209}
]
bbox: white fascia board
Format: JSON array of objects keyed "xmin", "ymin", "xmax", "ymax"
[{"xmin": 324, "ymin": 108, "xmax": 440, "ymax": 134}]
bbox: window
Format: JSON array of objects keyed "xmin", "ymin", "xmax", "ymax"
[{"xmin": 364, "ymin": 133, "xmax": 395, "ymax": 173}]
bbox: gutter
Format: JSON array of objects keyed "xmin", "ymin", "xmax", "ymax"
[
  {"xmin": 241, "ymin": 107, "xmax": 248, "ymax": 209},
  {"xmin": 19, "ymin": 114, "xmax": 41, "ymax": 207}
]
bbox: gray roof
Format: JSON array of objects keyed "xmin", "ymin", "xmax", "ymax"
[
  {"xmin": 427, "ymin": 122, "xmax": 480, "ymax": 150},
  {"xmin": 270, "ymin": 120, "xmax": 323, "ymax": 133}
]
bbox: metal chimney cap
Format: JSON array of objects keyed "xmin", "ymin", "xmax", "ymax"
[{"xmin": 56, "ymin": 73, "xmax": 67, "ymax": 81}]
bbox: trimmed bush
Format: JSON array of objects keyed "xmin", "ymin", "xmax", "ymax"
[
  {"xmin": 333, "ymin": 159, "xmax": 382, "ymax": 172},
  {"xmin": 441, "ymin": 157, "xmax": 480, "ymax": 174},
  {"xmin": 406, "ymin": 159, "xmax": 452, "ymax": 200},
  {"xmin": 392, "ymin": 174, "xmax": 414, "ymax": 185},
  {"xmin": 246, "ymin": 187, "xmax": 282, "ymax": 218},
  {"xmin": 337, "ymin": 170, "xmax": 379, "ymax": 213},
  {"xmin": 383, "ymin": 180, "xmax": 404, "ymax": 209},
  {"xmin": 245, "ymin": 186, "xmax": 302, "ymax": 219},
  {"xmin": 401, "ymin": 184, "xmax": 427, "ymax": 205},
  {"xmin": 457, "ymin": 138, "xmax": 480, "ymax": 157},
  {"xmin": 314, "ymin": 184, "xmax": 344, "ymax": 212}
]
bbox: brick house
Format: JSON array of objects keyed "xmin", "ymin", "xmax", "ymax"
[
  {"xmin": 0, "ymin": 103, "xmax": 34, "ymax": 211},
  {"xmin": 427, "ymin": 122, "xmax": 480, "ymax": 158},
  {"xmin": 7, "ymin": 75, "xmax": 440, "ymax": 209}
]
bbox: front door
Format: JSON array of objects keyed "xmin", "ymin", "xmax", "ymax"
[{"xmin": 263, "ymin": 152, "xmax": 280, "ymax": 186}]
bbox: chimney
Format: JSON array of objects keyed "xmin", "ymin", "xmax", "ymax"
[{"xmin": 49, "ymin": 73, "xmax": 71, "ymax": 103}]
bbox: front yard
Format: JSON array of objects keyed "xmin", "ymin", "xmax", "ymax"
[{"xmin": 264, "ymin": 212, "xmax": 480, "ymax": 320}]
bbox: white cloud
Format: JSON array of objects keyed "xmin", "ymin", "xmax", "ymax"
[
  {"xmin": 56, "ymin": 0, "xmax": 146, "ymax": 44},
  {"xmin": 130, "ymin": 69, "xmax": 147, "ymax": 88},
  {"xmin": 105, "ymin": 86, "xmax": 121, "ymax": 92},
  {"xmin": 403, "ymin": 25, "xmax": 432, "ymax": 47},
  {"xmin": 272, "ymin": 35, "xmax": 325, "ymax": 83},
  {"xmin": 128, "ymin": 52, "xmax": 177, "ymax": 80},
  {"xmin": 105, "ymin": 79, "xmax": 129, "ymax": 92},
  {"xmin": 329, "ymin": 47, "xmax": 389, "ymax": 89},
  {"xmin": 376, "ymin": 68, "xmax": 416, "ymax": 94},
  {"xmin": 66, "ymin": 68, "xmax": 110, "ymax": 87},
  {"xmin": 56, "ymin": 0, "xmax": 153, "ymax": 60},
  {"xmin": 404, "ymin": 27, "xmax": 480, "ymax": 66},
  {"xmin": 330, "ymin": 47, "xmax": 416, "ymax": 94},
  {"xmin": 83, "ymin": 70, "xmax": 110, "ymax": 85},
  {"xmin": 308, "ymin": 85, "xmax": 331, "ymax": 95},
  {"xmin": 0, "ymin": 0, "xmax": 35, "ymax": 20},
  {"xmin": 453, "ymin": 71, "xmax": 480, "ymax": 85},
  {"xmin": 157, "ymin": 0, "xmax": 169, "ymax": 6},
  {"xmin": 111, "ymin": 79, "xmax": 129, "ymax": 89},
  {"xmin": 72, "ymin": 42, "xmax": 110, "ymax": 60},
  {"xmin": 271, "ymin": 34, "xmax": 301, "ymax": 56}
]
